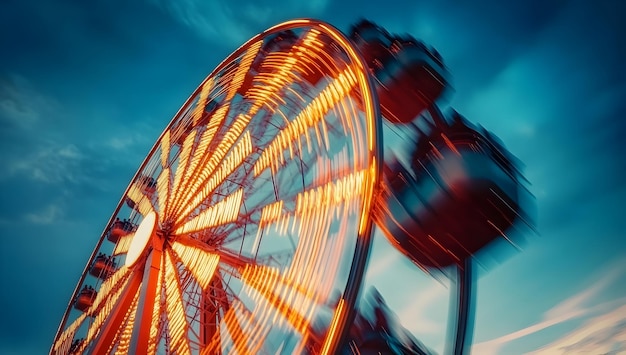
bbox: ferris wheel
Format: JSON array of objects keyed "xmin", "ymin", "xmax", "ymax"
[{"xmin": 51, "ymin": 19, "xmax": 532, "ymax": 355}]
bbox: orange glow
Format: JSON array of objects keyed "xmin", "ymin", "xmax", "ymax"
[
  {"xmin": 253, "ymin": 66, "xmax": 358, "ymax": 176},
  {"xmin": 240, "ymin": 265, "xmax": 314, "ymax": 336},
  {"xmin": 83, "ymin": 275, "xmax": 134, "ymax": 352},
  {"xmin": 170, "ymin": 241, "xmax": 220, "ymax": 290},
  {"xmin": 127, "ymin": 182, "xmax": 156, "ymax": 217},
  {"xmin": 170, "ymin": 103, "xmax": 230, "ymax": 216},
  {"xmin": 89, "ymin": 265, "xmax": 131, "ymax": 314},
  {"xmin": 169, "ymin": 129, "xmax": 198, "ymax": 216},
  {"xmin": 164, "ymin": 251, "xmax": 192, "ymax": 354},
  {"xmin": 191, "ymin": 78, "xmax": 215, "ymax": 126},
  {"xmin": 226, "ymin": 41, "xmax": 262, "ymax": 100},
  {"xmin": 156, "ymin": 167, "xmax": 170, "ymax": 219},
  {"xmin": 146, "ymin": 255, "xmax": 165, "ymax": 355},
  {"xmin": 160, "ymin": 130, "xmax": 170, "ymax": 168},
  {"xmin": 174, "ymin": 188, "xmax": 243, "ymax": 235},
  {"xmin": 246, "ymin": 30, "xmax": 322, "ymax": 116},
  {"xmin": 113, "ymin": 233, "xmax": 134, "ymax": 255},
  {"xmin": 52, "ymin": 313, "xmax": 87, "ymax": 354},
  {"xmin": 112, "ymin": 286, "xmax": 141, "ymax": 354},
  {"xmin": 221, "ymin": 302, "xmax": 252, "ymax": 355},
  {"xmin": 174, "ymin": 114, "xmax": 252, "ymax": 219}
]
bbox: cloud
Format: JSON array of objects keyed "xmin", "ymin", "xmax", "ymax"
[
  {"xmin": 528, "ymin": 303, "xmax": 626, "ymax": 354},
  {"xmin": 147, "ymin": 0, "xmax": 330, "ymax": 45},
  {"xmin": 7, "ymin": 143, "xmax": 84, "ymax": 184},
  {"xmin": 472, "ymin": 261, "xmax": 626, "ymax": 354},
  {"xmin": 0, "ymin": 74, "xmax": 61, "ymax": 130},
  {"xmin": 25, "ymin": 203, "xmax": 64, "ymax": 225}
]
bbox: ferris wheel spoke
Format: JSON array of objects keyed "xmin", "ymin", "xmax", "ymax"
[
  {"xmin": 163, "ymin": 251, "xmax": 193, "ymax": 355},
  {"xmin": 190, "ymin": 78, "xmax": 215, "ymax": 127},
  {"xmin": 247, "ymin": 29, "xmax": 324, "ymax": 116},
  {"xmin": 173, "ymin": 235, "xmax": 255, "ymax": 271},
  {"xmin": 112, "ymin": 232, "xmax": 134, "ymax": 256},
  {"xmin": 52, "ymin": 312, "xmax": 88, "ymax": 355},
  {"xmin": 225, "ymin": 41, "xmax": 262, "ymax": 101},
  {"xmin": 240, "ymin": 265, "xmax": 314, "ymax": 336},
  {"xmin": 109, "ymin": 284, "xmax": 141, "ymax": 354},
  {"xmin": 168, "ymin": 130, "xmax": 198, "ymax": 217},
  {"xmin": 253, "ymin": 66, "xmax": 358, "ymax": 177},
  {"xmin": 173, "ymin": 188, "xmax": 243, "ymax": 235},
  {"xmin": 88, "ymin": 268, "xmax": 143, "ymax": 354},
  {"xmin": 127, "ymin": 182, "xmax": 156, "ymax": 217},
  {"xmin": 155, "ymin": 167, "xmax": 170, "ymax": 220},
  {"xmin": 174, "ymin": 129, "xmax": 252, "ymax": 222},
  {"xmin": 169, "ymin": 239, "xmax": 220, "ymax": 290},
  {"xmin": 160, "ymin": 130, "xmax": 171, "ymax": 168},
  {"xmin": 169, "ymin": 104, "xmax": 230, "ymax": 216}
]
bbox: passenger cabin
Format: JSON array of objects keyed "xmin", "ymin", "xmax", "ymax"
[
  {"xmin": 89, "ymin": 253, "xmax": 116, "ymax": 280},
  {"xmin": 349, "ymin": 20, "xmax": 450, "ymax": 123},
  {"xmin": 138, "ymin": 175, "xmax": 157, "ymax": 196},
  {"xmin": 107, "ymin": 218, "xmax": 134, "ymax": 243},
  {"xmin": 374, "ymin": 111, "xmax": 531, "ymax": 269},
  {"xmin": 69, "ymin": 338, "xmax": 84, "ymax": 354},
  {"xmin": 74, "ymin": 286, "xmax": 97, "ymax": 312}
]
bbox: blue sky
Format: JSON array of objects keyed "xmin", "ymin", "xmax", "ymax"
[{"xmin": 1, "ymin": 0, "xmax": 625, "ymax": 354}]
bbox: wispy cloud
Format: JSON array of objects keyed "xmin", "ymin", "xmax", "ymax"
[
  {"xmin": 472, "ymin": 261, "xmax": 626, "ymax": 354},
  {"xmin": 147, "ymin": 0, "xmax": 330, "ymax": 45},
  {"xmin": 529, "ymin": 302, "xmax": 626, "ymax": 354},
  {"xmin": 7, "ymin": 143, "xmax": 84, "ymax": 184},
  {"xmin": 25, "ymin": 203, "xmax": 64, "ymax": 224},
  {"xmin": 0, "ymin": 74, "xmax": 61, "ymax": 130}
]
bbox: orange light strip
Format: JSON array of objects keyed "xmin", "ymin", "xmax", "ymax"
[
  {"xmin": 113, "ymin": 233, "xmax": 134, "ymax": 255},
  {"xmin": 177, "ymin": 130, "xmax": 251, "ymax": 221},
  {"xmin": 112, "ymin": 285, "xmax": 141, "ymax": 354},
  {"xmin": 226, "ymin": 41, "xmax": 262, "ymax": 100},
  {"xmin": 170, "ymin": 241, "xmax": 220, "ymax": 290},
  {"xmin": 246, "ymin": 30, "xmax": 321, "ymax": 117},
  {"xmin": 253, "ymin": 66, "xmax": 357, "ymax": 176},
  {"xmin": 295, "ymin": 169, "xmax": 366, "ymax": 217},
  {"xmin": 82, "ymin": 274, "xmax": 133, "ymax": 352},
  {"xmin": 174, "ymin": 188, "xmax": 243, "ymax": 235},
  {"xmin": 221, "ymin": 302, "xmax": 252, "ymax": 355},
  {"xmin": 191, "ymin": 78, "xmax": 215, "ymax": 126},
  {"xmin": 160, "ymin": 130, "xmax": 170, "ymax": 168},
  {"xmin": 164, "ymin": 251, "xmax": 192, "ymax": 355},
  {"xmin": 52, "ymin": 313, "xmax": 88, "ymax": 354},
  {"xmin": 240, "ymin": 265, "xmax": 311, "ymax": 336},
  {"xmin": 169, "ymin": 103, "xmax": 230, "ymax": 216},
  {"xmin": 127, "ymin": 183, "xmax": 155, "ymax": 217},
  {"xmin": 156, "ymin": 167, "xmax": 170, "ymax": 219},
  {"xmin": 88, "ymin": 266, "xmax": 131, "ymax": 314},
  {"xmin": 173, "ymin": 113, "xmax": 251, "ymax": 218},
  {"xmin": 168, "ymin": 130, "xmax": 197, "ymax": 216},
  {"xmin": 258, "ymin": 199, "xmax": 284, "ymax": 231},
  {"xmin": 145, "ymin": 254, "xmax": 165, "ymax": 355}
]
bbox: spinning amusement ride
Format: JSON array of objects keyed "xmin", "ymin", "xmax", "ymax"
[{"xmin": 51, "ymin": 19, "xmax": 532, "ymax": 354}]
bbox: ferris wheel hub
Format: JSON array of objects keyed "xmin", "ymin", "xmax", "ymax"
[{"xmin": 124, "ymin": 211, "xmax": 157, "ymax": 267}]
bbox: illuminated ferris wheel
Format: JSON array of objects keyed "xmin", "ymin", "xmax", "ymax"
[{"xmin": 51, "ymin": 19, "xmax": 531, "ymax": 355}]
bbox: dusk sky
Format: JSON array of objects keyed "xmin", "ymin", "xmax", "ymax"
[{"xmin": 1, "ymin": 0, "xmax": 625, "ymax": 354}]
